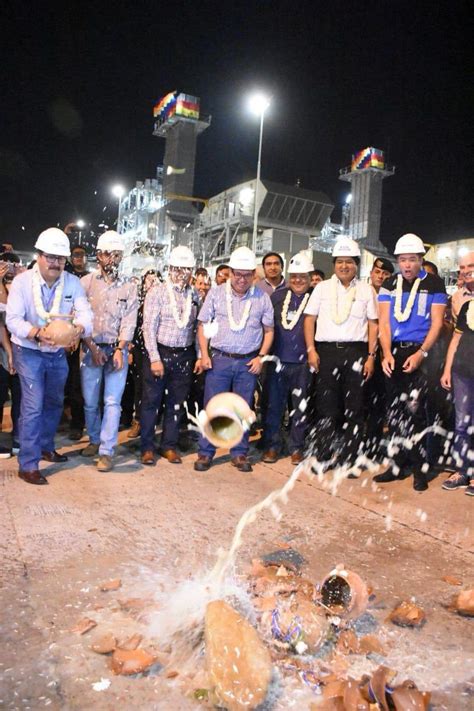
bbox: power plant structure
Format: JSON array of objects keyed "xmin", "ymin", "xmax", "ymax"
[{"xmin": 117, "ymin": 91, "xmax": 395, "ymax": 275}]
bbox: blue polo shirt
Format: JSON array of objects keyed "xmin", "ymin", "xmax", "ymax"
[
  {"xmin": 378, "ymin": 269, "xmax": 447, "ymax": 342},
  {"xmin": 271, "ymin": 287, "xmax": 309, "ymax": 363}
]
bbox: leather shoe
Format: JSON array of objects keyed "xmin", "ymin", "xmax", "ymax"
[
  {"xmin": 194, "ymin": 455, "xmax": 212, "ymax": 471},
  {"xmin": 413, "ymin": 471, "xmax": 428, "ymax": 491},
  {"xmin": 141, "ymin": 450, "xmax": 156, "ymax": 466},
  {"xmin": 261, "ymin": 449, "xmax": 278, "ymax": 464},
  {"xmin": 290, "ymin": 450, "xmax": 304, "ymax": 465},
  {"xmin": 19, "ymin": 470, "xmax": 48, "ymax": 485},
  {"xmin": 373, "ymin": 467, "xmax": 409, "ymax": 483},
  {"xmin": 160, "ymin": 448, "xmax": 182, "ymax": 464},
  {"xmin": 42, "ymin": 450, "xmax": 68, "ymax": 463},
  {"xmin": 231, "ymin": 455, "xmax": 252, "ymax": 473}
]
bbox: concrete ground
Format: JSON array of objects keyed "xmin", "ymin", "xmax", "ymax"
[{"xmin": 0, "ymin": 415, "xmax": 473, "ymax": 710}]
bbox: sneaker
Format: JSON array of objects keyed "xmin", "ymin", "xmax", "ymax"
[
  {"xmin": 81, "ymin": 443, "xmax": 100, "ymax": 457},
  {"xmin": 465, "ymin": 483, "xmax": 474, "ymax": 496},
  {"xmin": 0, "ymin": 445, "xmax": 12, "ymax": 459},
  {"xmin": 11, "ymin": 442, "xmax": 20, "ymax": 456},
  {"xmin": 97, "ymin": 455, "xmax": 113, "ymax": 472},
  {"xmin": 442, "ymin": 472, "xmax": 469, "ymax": 491}
]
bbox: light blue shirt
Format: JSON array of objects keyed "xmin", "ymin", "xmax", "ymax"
[{"xmin": 6, "ymin": 268, "xmax": 93, "ymax": 352}]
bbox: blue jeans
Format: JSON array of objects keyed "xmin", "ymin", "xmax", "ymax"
[
  {"xmin": 198, "ymin": 353, "xmax": 257, "ymax": 459},
  {"xmin": 81, "ymin": 346, "xmax": 129, "ymax": 456},
  {"xmin": 262, "ymin": 361, "xmax": 310, "ymax": 453},
  {"xmin": 140, "ymin": 346, "xmax": 195, "ymax": 452},
  {"xmin": 452, "ymin": 371, "xmax": 473, "ymax": 478},
  {"xmin": 13, "ymin": 345, "xmax": 69, "ymax": 471}
]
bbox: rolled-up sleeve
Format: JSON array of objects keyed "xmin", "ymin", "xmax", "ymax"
[
  {"xmin": 6, "ymin": 277, "xmax": 34, "ymax": 339},
  {"xmin": 143, "ymin": 286, "xmax": 162, "ymax": 362},
  {"xmin": 261, "ymin": 292, "xmax": 274, "ymax": 328},
  {"xmin": 72, "ymin": 281, "xmax": 94, "ymax": 337},
  {"xmin": 304, "ymin": 283, "xmax": 322, "ymax": 316},
  {"xmin": 119, "ymin": 283, "xmax": 138, "ymax": 342}
]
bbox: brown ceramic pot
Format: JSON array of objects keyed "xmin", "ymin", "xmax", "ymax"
[{"xmin": 199, "ymin": 392, "xmax": 256, "ymax": 449}]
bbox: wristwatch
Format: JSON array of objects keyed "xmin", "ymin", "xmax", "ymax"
[
  {"xmin": 33, "ymin": 329, "xmax": 41, "ymax": 343},
  {"xmin": 419, "ymin": 347, "xmax": 429, "ymax": 358}
]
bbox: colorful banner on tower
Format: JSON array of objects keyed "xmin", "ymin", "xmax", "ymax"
[
  {"xmin": 153, "ymin": 91, "xmax": 200, "ymax": 122},
  {"xmin": 351, "ymin": 147, "xmax": 385, "ymax": 171}
]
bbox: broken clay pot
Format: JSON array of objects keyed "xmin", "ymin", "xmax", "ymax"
[
  {"xmin": 389, "ymin": 601, "xmax": 425, "ymax": 628},
  {"xmin": 70, "ymin": 618, "xmax": 97, "ymax": 635},
  {"xmin": 111, "ymin": 647, "xmax": 157, "ymax": 675},
  {"xmin": 390, "ymin": 681, "xmax": 431, "ymax": 710},
  {"xmin": 205, "ymin": 600, "xmax": 272, "ymax": 710},
  {"xmin": 320, "ymin": 566, "xmax": 369, "ymax": 620},
  {"xmin": 450, "ymin": 589, "xmax": 474, "ymax": 617},
  {"xmin": 91, "ymin": 633, "xmax": 117, "ymax": 654},
  {"xmin": 199, "ymin": 393, "xmax": 256, "ymax": 449},
  {"xmin": 271, "ymin": 599, "xmax": 329, "ymax": 653}
]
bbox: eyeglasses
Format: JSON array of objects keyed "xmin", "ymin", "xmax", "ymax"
[
  {"xmin": 232, "ymin": 271, "xmax": 254, "ymax": 280},
  {"xmin": 42, "ymin": 253, "xmax": 67, "ymax": 264},
  {"xmin": 170, "ymin": 266, "xmax": 192, "ymax": 274}
]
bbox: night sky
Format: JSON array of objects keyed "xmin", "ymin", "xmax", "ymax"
[{"xmin": 2, "ymin": 0, "xmax": 472, "ymax": 252}]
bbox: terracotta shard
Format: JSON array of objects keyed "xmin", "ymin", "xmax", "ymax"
[
  {"xmin": 166, "ymin": 670, "xmax": 179, "ymax": 679},
  {"xmin": 390, "ymin": 681, "xmax": 430, "ymax": 710},
  {"xmin": 310, "ymin": 699, "xmax": 345, "ymax": 711},
  {"xmin": 358, "ymin": 634, "xmax": 385, "ymax": 656},
  {"xmin": 205, "ymin": 600, "xmax": 272, "ymax": 711},
  {"xmin": 320, "ymin": 567, "xmax": 369, "ymax": 620},
  {"xmin": 450, "ymin": 589, "xmax": 474, "ymax": 617},
  {"xmin": 441, "ymin": 575, "xmax": 462, "ymax": 586},
  {"xmin": 111, "ymin": 647, "xmax": 157, "ymax": 675},
  {"xmin": 336, "ymin": 629, "xmax": 359, "ymax": 655},
  {"xmin": 369, "ymin": 666, "xmax": 397, "ymax": 711},
  {"xmin": 389, "ymin": 601, "xmax": 426, "ymax": 627},
  {"xmin": 274, "ymin": 599, "xmax": 329, "ymax": 653},
  {"xmin": 118, "ymin": 633, "xmax": 143, "ymax": 651},
  {"xmin": 91, "ymin": 633, "xmax": 117, "ymax": 654},
  {"xmin": 99, "ymin": 578, "xmax": 122, "ymax": 592},
  {"xmin": 118, "ymin": 597, "xmax": 152, "ymax": 611},
  {"xmin": 343, "ymin": 677, "xmax": 370, "ymax": 710},
  {"xmin": 70, "ymin": 617, "xmax": 97, "ymax": 635},
  {"xmin": 253, "ymin": 595, "xmax": 277, "ymax": 612}
]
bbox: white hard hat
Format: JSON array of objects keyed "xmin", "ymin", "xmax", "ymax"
[
  {"xmin": 229, "ymin": 246, "xmax": 257, "ymax": 270},
  {"xmin": 96, "ymin": 230, "xmax": 124, "ymax": 252},
  {"xmin": 288, "ymin": 252, "xmax": 313, "ymax": 273},
  {"xmin": 394, "ymin": 233, "xmax": 426, "ymax": 255},
  {"xmin": 35, "ymin": 228, "xmax": 71, "ymax": 257},
  {"xmin": 332, "ymin": 238, "xmax": 361, "ymax": 258},
  {"xmin": 169, "ymin": 245, "xmax": 196, "ymax": 268}
]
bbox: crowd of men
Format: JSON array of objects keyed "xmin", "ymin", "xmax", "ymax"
[{"xmin": 0, "ymin": 227, "xmax": 472, "ymax": 497}]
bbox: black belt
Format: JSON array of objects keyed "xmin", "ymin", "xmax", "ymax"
[
  {"xmin": 211, "ymin": 347, "xmax": 258, "ymax": 360},
  {"xmin": 317, "ymin": 341, "xmax": 366, "ymax": 349},
  {"xmin": 157, "ymin": 342, "xmax": 194, "ymax": 352},
  {"xmin": 394, "ymin": 341, "xmax": 422, "ymax": 348}
]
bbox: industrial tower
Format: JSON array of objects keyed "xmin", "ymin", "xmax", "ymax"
[
  {"xmin": 152, "ymin": 91, "xmax": 210, "ymax": 225},
  {"xmin": 339, "ymin": 147, "xmax": 395, "ymax": 253}
]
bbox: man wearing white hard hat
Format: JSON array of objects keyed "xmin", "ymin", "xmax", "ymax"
[
  {"xmin": 304, "ymin": 237, "xmax": 378, "ymax": 472},
  {"xmin": 195, "ymin": 246, "xmax": 274, "ymax": 472},
  {"xmin": 375, "ymin": 233, "xmax": 447, "ymax": 491},
  {"xmin": 79, "ymin": 231, "xmax": 138, "ymax": 472},
  {"xmin": 141, "ymin": 245, "xmax": 202, "ymax": 466},
  {"xmin": 6, "ymin": 228, "xmax": 93, "ymax": 485},
  {"xmin": 261, "ymin": 252, "xmax": 313, "ymax": 465}
]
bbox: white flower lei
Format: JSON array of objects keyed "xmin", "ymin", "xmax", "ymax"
[
  {"xmin": 394, "ymin": 274, "xmax": 421, "ymax": 322},
  {"xmin": 226, "ymin": 279, "xmax": 253, "ymax": 331},
  {"xmin": 281, "ymin": 289, "xmax": 310, "ymax": 330},
  {"xmin": 165, "ymin": 279, "xmax": 193, "ymax": 329},
  {"xmin": 330, "ymin": 274, "xmax": 357, "ymax": 325},
  {"xmin": 467, "ymin": 300, "xmax": 474, "ymax": 331},
  {"xmin": 32, "ymin": 265, "xmax": 65, "ymax": 324}
]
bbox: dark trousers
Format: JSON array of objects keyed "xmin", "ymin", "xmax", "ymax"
[
  {"xmin": 385, "ymin": 345, "xmax": 428, "ymax": 472},
  {"xmin": 311, "ymin": 342, "xmax": 367, "ymax": 465},
  {"xmin": 140, "ymin": 345, "xmax": 195, "ymax": 452},
  {"xmin": 425, "ymin": 338, "xmax": 454, "ymax": 466},
  {"xmin": 198, "ymin": 352, "xmax": 257, "ymax": 459},
  {"xmin": 364, "ymin": 354, "xmax": 386, "ymax": 457},
  {"xmin": 65, "ymin": 347, "xmax": 85, "ymax": 431},
  {"xmin": 121, "ymin": 346, "xmax": 145, "ymax": 424},
  {"xmin": 0, "ymin": 364, "xmax": 21, "ymax": 443},
  {"xmin": 262, "ymin": 361, "xmax": 310, "ymax": 453}
]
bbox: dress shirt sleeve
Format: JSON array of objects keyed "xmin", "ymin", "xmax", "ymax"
[
  {"xmin": 261, "ymin": 292, "xmax": 274, "ymax": 328},
  {"xmin": 366, "ymin": 285, "xmax": 378, "ymax": 320},
  {"xmin": 72, "ymin": 278, "xmax": 94, "ymax": 336},
  {"xmin": 143, "ymin": 286, "xmax": 162, "ymax": 362},
  {"xmin": 118, "ymin": 283, "xmax": 139, "ymax": 342},
  {"xmin": 198, "ymin": 287, "xmax": 216, "ymax": 322},
  {"xmin": 5, "ymin": 275, "xmax": 35, "ymax": 339},
  {"xmin": 304, "ymin": 282, "xmax": 322, "ymax": 316}
]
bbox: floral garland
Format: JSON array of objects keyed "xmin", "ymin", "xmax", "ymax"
[
  {"xmin": 165, "ymin": 279, "xmax": 193, "ymax": 329},
  {"xmin": 226, "ymin": 279, "xmax": 253, "ymax": 331},
  {"xmin": 394, "ymin": 275, "xmax": 421, "ymax": 322},
  {"xmin": 467, "ymin": 299, "xmax": 474, "ymax": 331},
  {"xmin": 281, "ymin": 290, "xmax": 310, "ymax": 330},
  {"xmin": 32, "ymin": 264, "xmax": 65, "ymax": 324},
  {"xmin": 330, "ymin": 274, "xmax": 357, "ymax": 325}
]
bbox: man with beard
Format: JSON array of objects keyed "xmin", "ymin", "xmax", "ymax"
[
  {"xmin": 141, "ymin": 246, "xmax": 202, "ymax": 466},
  {"xmin": 80, "ymin": 232, "xmax": 138, "ymax": 472},
  {"xmin": 6, "ymin": 228, "xmax": 92, "ymax": 485},
  {"xmin": 195, "ymin": 246, "xmax": 274, "ymax": 472},
  {"xmin": 374, "ymin": 233, "xmax": 447, "ymax": 491},
  {"xmin": 304, "ymin": 238, "xmax": 378, "ymax": 473},
  {"xmin": 261, "ymin": 252, "xmax": 313, "ymax": 465}
]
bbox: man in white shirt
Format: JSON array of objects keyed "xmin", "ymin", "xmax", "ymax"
[{"xmin": 304, "ymin": 238, "xmax": 378, "ymax": 470}]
